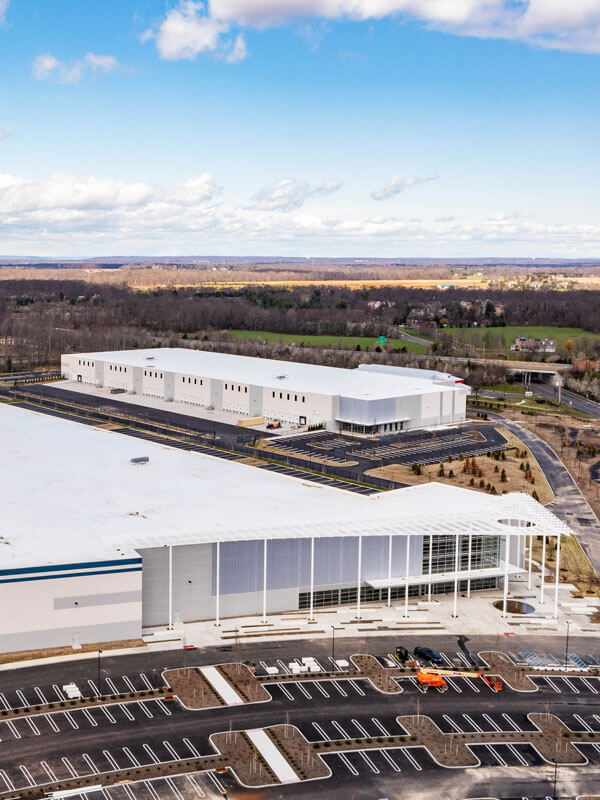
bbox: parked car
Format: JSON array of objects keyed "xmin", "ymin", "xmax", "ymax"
[
  {"xmin": 413, "ymin": 646, "xmax": 444, "ymax": 664},
  {"xmin": 394, "ymin": 646, "xmax": 411, "ymax": 665}
]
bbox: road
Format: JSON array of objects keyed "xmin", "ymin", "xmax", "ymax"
[
  {"xmin": 1, "ymin": 634, "xmax": 600, "ymax": 800},
  {"xmin": 534, "ymin": 382, "xmax": 600, "ymax": 418}
]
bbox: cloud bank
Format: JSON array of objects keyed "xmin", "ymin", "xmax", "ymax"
[
  {"xmin": 0, "ymin": 0, "xmax": 8, "ymax": 24},
  {"xmin": 250, "ymin": 177, "xmax": 342, "ymax": 211},
  {"xmin": 144, "ymin": 1, "xmax": 600, "ymax": 60}
]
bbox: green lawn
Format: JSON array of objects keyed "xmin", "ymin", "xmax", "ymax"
[
  {"xmin": 443, "ymin": 325, "xmax": 600, "ymax": 352},
  {"xmin": 226, "ymin": 330, "xmax": 428, "ymax": 354},
  {"xmin": 484, "ymin": 382, "xmax": 526, "ymax": 394}
]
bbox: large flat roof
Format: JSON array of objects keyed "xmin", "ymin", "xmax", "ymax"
[
  {"xmin": 66, "ymin": 348, "xmax": 461, "ymax": 400},
  {"xmin": 0, "ymin": 404, "xmax": 569, "ymax": 569}
]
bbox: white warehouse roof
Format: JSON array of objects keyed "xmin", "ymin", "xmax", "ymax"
[
  {"xmin": 0, "ymin": 404, "xmax": 569, "ymax": 570},
  {"xmin": 66, "ymin": 348, "xmax": 466, "ymax": 401}
]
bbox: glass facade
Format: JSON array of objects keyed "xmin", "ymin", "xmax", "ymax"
[
  {"xmin": 298, "ymin": 576, "xmax": 499, "ymax": 610},
  {"xmin": 422, "ymin": 534, "xmax": 501, "ymax": 574}
]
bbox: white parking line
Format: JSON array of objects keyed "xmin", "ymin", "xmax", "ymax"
[
  {"xmin": 401, "ymin": 748, "xmax": 422, "ymax": 771},
  {"xmin": 295, "ymin": 682, "xmax": 312, "ymax": 700},
  {"xmin": 19, "ymin": 765, "xmax": 36, "ymax": 786},
  {"xmin": 277, "ymin": 684, "xmax": 295, "ymax": 701},
  {"xmin": 562, "ymin": 677, "xmax": 580, "ymax": 694},
  {"xmin": 34, "ymin": 687, "xmax": 49, "ymax": 704},
  {"xmin": 482, "ymin": 713, "xmax": 502, "ymax": 732},
  {"xmin": 0, "ymin": 770, "xmax": 15, "ymax": 791},
  {"xmin": 5, "ymin": 719, "xmax": 22, "ymax": 739},
  {"xmin": 443, "ymin": 715, "xmax": 463, "ymax": 733},
  {"xmin": 123, "ymin": 747, "xmax": 140, "ymax": 767},
  {"xmin": 41, "ymin": 761, "xmax": 58, "ymax": 782},
  {"xmin": 371, "ymin": 717, "xmax": 390, "ymax": 736},
  {"xmin": 105, "ymin": 678, "xmax": 120, "ymax": 695},
  {"xmin": 380, "ymin": 748, "xmax": 402, "ymax": 772},
  {"xmin": 163, "ymin": 741, "xmax": 180, "ymax": 760},
  {"xmin": 52, "ymin": 684, "xmax": 66, "ymax": 701},
  {"xmin": 102, "ymin": 750, "xmax": 120, "ymax": 771},
  {"xmin": 119, "ymin": 704, "xmax": 135, "ymax": 722},
  {"xmin": 463, "ymin": 714, "xmax": 482, "ymax": 732},
  {"xmin": 99, "ymin": 706, "xmax": 117, "ymax": 724},
  {"xmin": 206, "ymin": 772, "xmax": 226, "ymax": 794},
  {"xmin": 0, "ymin": 692, "xmax": 11, "ymax": 710},
  {"xmin": 332, "ymin": 720, "xmax": 379, "ymax": 774},
  {"xmin": 507, "ymin": 743, "xmax": 529, "ymax": 766},
  {"xmin": 407, "ymin": 676, "xmax": 427, "ymax": 694},
  {"xmin": 144, "ymin": 780, "xmax": 161, "ymax": 800},
  {"xmin": 143, "ymin": 745, "xmax": 159, "ymax": 764},
  {"xmin": 312, "ymin": 722, "xmax": 330, "ymax": 740},
  {"xmin": 16, "ymin": 690, "xmax": 30, "ymax": 707},
  {"xmin": 25, "ymin": 717, "xmax": 41, "ymax": 736},
  {"xmin": 486, "ymin": 745, "xmax": 507, "ymax": 766},
  {"xmin": 122, "ymin": 676, "xmax": 137, "ymax": 693},
  {"xmin": 80, "ymin": 708, "xmax": 98, "ymax": 727},
  {"xmin": 140, "ymin": 673, "xmax": 154, "ymax": 690},
  {"xmin": 88, "ymin": 680, "xmax": 101, "ymax": 697},
  {"xmin": 312, "ymin": 681, "xmax": 330, "ymax": 698},
  {"xmin": 137, "ymin": 701, "xmax": 153, "ymax": 718},
  {"xmin": 582, "ymin": 678, "xmax": 598, "ymax": 694},
  {"xmin": 329, "ymin": 680, "xmax": 347, "ymax": 698},
  {"xmin": 185, "ymin": 774, "xmax": 206, "ymax": 798},
  {"xmin": 348, "ymin": 680, "xmax": 365, "ymax": 697},
  {"xmin": 182, "ymin": 738, "xmax": 200, "ymax": 757},
  {"xmin": 82, "ymin": 753, "xmax": 99, "ymax": 774},
  {"xmin": 337, "ymin": 752, "xmax": 359, "ymax": 776},
  {"xmin": 544, "ymin": 677, "xmax": 561, "ymax": 693},
  {"xmin": 62, "ymin": 757, "xmax": 79, "ymax": 778},
  {"xmin": 351, "ymin": 719, "xmax": 369, "ymax": 737},
  {"xmin": 502, "ymin": 713, "xmax": 522, "ymax": 732},
  {"xmin": 166, "ymin": 777, "xmax": 184, "ymax": 800},
  {"xmin": 154, "ymin": 699, "xmax": 172, "ymax": 716},
  {"xmin": 276, "ymin": 660, "xmax": 290, "ymax": 674}
]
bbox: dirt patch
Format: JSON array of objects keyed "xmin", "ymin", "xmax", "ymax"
[
  {"xmin": 266, "ymin": 724, "xmax": 330, "ymax": 781},
  {"xmin": 366, "ymin": 425, "xmax": 553, "ymax": 504},
  {"xmin": 163, "ymin": 667, "xmax": 224, "ymax": 709},
  {"xmin": 211, "ymin": 730, "xmax": 279, "ymax": 787},
  {"xmin": 0, "ymin": 639, "xmax": 145, "ymax": 665},
  {"xmin": 218, "ymin": 663, "xmax": 271, "ymax": 704},
  {"xmin": 350, "ymin": 654, "xmax": 403, "ymax": 693},
  {"xmin": 531, "ymin": 534, "xmax": 600, "ymax": 599}
]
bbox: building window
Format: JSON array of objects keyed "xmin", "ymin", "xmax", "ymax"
[
  {"xmin": 287, "ymin": 394, "xmax": 290, "ymax": 400},
  {"xmin": 182, "ymin": 377, "xmax": 185, "ymax": 383},
  {"xmin": 272, "ymin": 391, "xmax": 275, "ymax": 398},
  {"xmin": 160, "ymin": 373, "xmax": 163, "ymax": 379},
  {"xmin": 194, "ymin": 379, "xmax": 197, "ymax": 385},
  {"xmin": 225, "ymin": 384, "xmax": 228, "ymax": 390},
  {"xmin": 294, "ymin": 395, "xmax": 297, "ymax": 401},
  {"xmin": 302, "ymin": 396, "xmax": 305, "ymax": 402},
  {"xmin": 200, "ymin": 379, "xmax": 203, "ymax": 386},
  {"xmin": 238, "ymin": 386, "xmax": 241, "ymax": 392},
  {"xmin": 245, "ymin": 387, "xmax": 248, "ymax": 393},
  {"xmin": 279, "ymin": 392, "xmax": 282, "ymax": 399}
]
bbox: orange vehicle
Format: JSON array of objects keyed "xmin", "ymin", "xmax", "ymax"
[{"xmin": 416, "ymin": 667, "xmax": 503, "ymax": 692}]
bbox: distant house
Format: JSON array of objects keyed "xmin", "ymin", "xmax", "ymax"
[{"xmin": 511, "ymin": 336, "xmax": 556, "ymax": 354}]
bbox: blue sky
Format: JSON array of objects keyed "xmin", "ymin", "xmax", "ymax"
[{"xmin": 1, "ymin": 0, "xmax": 600, "ymax": 257}]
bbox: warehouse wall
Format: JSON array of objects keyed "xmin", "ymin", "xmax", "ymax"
[
  {"xmin": 0, "ymin": 568, "xmax": 142, "ymax": 654},
  {"xmin": 139, "ymin": 535, "xmax": 424, "ymax": 626}
]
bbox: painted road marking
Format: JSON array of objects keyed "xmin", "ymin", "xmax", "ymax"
[
  {"xmin": 102, "ymin": 750, "xmax": 120, "ymax": 771},
  {"xmin": 185, "ymin": 774, "xmax": 206, "ymax": 798},
  {"xmin": 183, "ymin": 738, "xmax": 200, "ymax": 757},
  {"xmin": 206, "ymin": 771, "xmax": 226, "ymax": 794},
  {"xmin": 332, "ymin": 720, "xmax": 379, "ymax": 774},
  {"xmin": 330, "ymin": 680, "xmax": 348, "ymax": 698},
  {"xmin": 544, "ymin": 677, "xmax": 561, "ymax": 693},
  {"xmin": 562, "ymin": 677, "xmax": 580, "ymax": 694},
  {"xmin": 163, "ymin": 741, "xmax": 181, "ymax": 761},
  {"xmin": 294, "ymin": 682, "xmax": 312, "ymax": 700},
  {"xmin": 139, "ymin": 673, "xmax": 154, "ymax": 690},
  {"xmin": 105, "ymin": 678, "xmax": 120, "ymax": 695},
  {"xmin": 380, "ymin": 748, "xmax": 402, "ymax": 772},
  {"xmin": 483, "ymin": 713, "xmax": 502, "ymax": 732},
  {"xmin": 0, "ymin": 770, "xmax": 15, "ymax": 791},
  {"xmin": 582, "ymin": 678, "xmax": 598, "ymax": 694},
  {"xmin": 61, "ymin": 757, "xmax": 79, "ymax": 778},
  {"xmin": 154, "ymin": 699, "xmax": 172, "ymax": 716},
  {"xmin": 371, "ymin": 718, "xmax": 390, "ymax": 736},
  {"xmin": 137, "ymin": 701, "xmax": 153, "ymax": 718},
  {"xmin": 144, "ymin": 780, "xmax": 161, "ymax": 800},
  {"xmin": 19, "ymin": 766, "xmax": 36, "ymax": 787},
  {"xmin": 143, "ymin": 745, "xmax": 159, "ymax": 764},
  {"xmin": 122, "ymin": 676, "xmax": 136, "ymax": 692},
  {"xmin": 82, "ymin": 754, "xmax": 99, "ymax": 774},
  {"xmin": 99, "ymin": 706, "xmax": 116, "ymax": 724},
  {"xmin": 277, "ymin": 684, "xmax": 295, "ymax": 702},
  {"xmin": 401, "ymin": 748, "xmax": 422, "ymax": 771},
  {"xmin": 502, "ymin": 714, "xmax": 522, "ymax": 731},
  {"xmin": 122, "ymin": 748, "xmax": 140, "ymax": 767},
  {"xmin": 507, "ymin": 743, "xmax": 529, "ymax": 766},
  {"xmin": 119, "ymin": 704, "xmax": 135, "ymax": 722},
  {"xmin": 88, "ymin": 680, "xmax": 101, "ymax": 697},
  {"xmin": 312, "ymin": 681, "xmax": 329, "ymax": 698},
  {"xmin": 165, "ymin": 777, "xmax": 184, "ymax": 800},
  {"xmin": 5, "ymin": 719, "xmax": 21, "ymax": 739},
  {"xmin": 80, "ymin": 708, "xmax": 98, "ymax": 727},
  {"xmin": 348, "ymin": 680, "xmax": 365, "ymax": 697}
]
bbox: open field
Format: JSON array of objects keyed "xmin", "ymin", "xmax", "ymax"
[
  {"xmin": 227, "ymin": 329, "xmax": 429, "ymax": 354},
  {"xmin": 532, "ymin": 534, "xmax": 600, "ymax": 598},
  {"xmin": 443, "ymin": 324, "xmax": 600, "ymax": 350},
  {"xmin": 365, "ymin": 425, "xmax": 553, "ymax": 504}
]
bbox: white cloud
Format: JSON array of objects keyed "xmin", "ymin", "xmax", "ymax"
[
  {"xmin": 143, "ymin": 1, "xmax": 235, "ymax": 61},
  {"xmin": 226, "ymin": 33, "xmax": 247, "ymax": 63},
  {"xmin": 250, "ymin": 177, "xmax": 342, "ymax": 211},
  {"xmin": 0, "ymin": 129, "xmax": 9, "ymax": 139},
  {"xmin": 0, "ymin": 0, "xmax": 8, "ymax": 24},
  {"xmin": 204, "ymin": 0, "xmax": 600, "ymax": 54},
  {"xmin": 371, "ymin": 174, "xmax": 438, "ymax": 201},
  {"xmin": 32, "ymin": 52, "xmax": 120, "ymax": 84}
]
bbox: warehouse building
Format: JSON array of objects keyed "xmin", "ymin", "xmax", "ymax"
[
  {"xmin": 61, "ymin": 348, "xmax": 470, "ymax": 433},
  {"xmin": 0, "ymin": 403, "xmax": 569, "ymax": 654}
]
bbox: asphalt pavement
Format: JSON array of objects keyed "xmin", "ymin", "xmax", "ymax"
[{"xmin": 2, "ymin": 634, "xmax": 600, "ymax": 800}]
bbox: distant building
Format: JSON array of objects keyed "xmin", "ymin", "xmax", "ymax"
[{"xmin": 511, "ymin": 337, "xmax": 556, "ymax": 354}]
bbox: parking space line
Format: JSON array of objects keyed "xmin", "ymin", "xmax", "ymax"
[
  {"xmin": 562, "ymin": 677, "xmax": 580, "ymax": 694},
  {"xmin": 482, "ymin": 713, "xmax": 502, "ymax": 732},
  {"xmin": 103, "ymin": 750, "xmax": 120, "ymax": 771},
  {"xmin": 294, "ymin": 681, "xmax": 312, "ymax": 699},
  {"xmin": 185, "ymin": 774, "xmax": 206, "ymax": 798},
  {"xmin": 19, "ymin": 766, "xmax": 36, "ymax": 787},
  {"xmin": 5, "ymin": 719, "xmax": 22, "ymax": 739},
  {"xmin": 407, "ymin": 676, "xmax": 427, "ymax": 694},
  {"xmin": 329, "ymin": 680, "xmax": 347, "ymax": 698},
  {"xmin": 401, "ymin": 748, "xmax": 422, "ymax": 771},
  {"xmin": 443, "ymin": 715, "xmax": 463, "ymax": 733},
  {"xmin": 88, "ymin": 680, "xmax": 101, "ymax": 697},
  {"xmin": 154, "ymin": 699, "xmax": 172, "ymax": 716},
  {"xmin": 106, "ymin": 678, "xmax": 120, "ymax": 695},
  {"xmin": 122, "ymin": 782, "xmax": 136, "ymax": 800},
  {"xmin": 502, "ymin": 713, "xmax": 522, "ymax": 731},
  {"xmin": 140, "ymin": 674, "xmax": 154, "ymax": 690},
  {"xmin": 99, "ymin": 706, "xmax": 117, "ymax": 724},
  {"xmin": 276, "ymin": 659, "xmax": 290, "ymax": 674},
  {"xmin": 0, "ymin": 770, "xmax": 15, "ymax": 792},
  {"xmin": 62, "ymin": 757, "xmax": 79, "ymax": 778},
  {"xmin": 582, "ymin": 678, "xmax": 598, "ymax": 694},
  {"xmin": 119, "ymin": 704, "xmax": 136, "ymax": 722},
  {"xmin": 463, "ymin": 714, "xmax": 482, "ymax": 732},
  {"xmin": 487, "ymin": 745, "xmax": 507, "ymax": 766},
  {"xmin": 351, "ymin": 719, "xmax": 369, "ymax": 736},
  {"xmin": 371, "ymin": 717, "xmax": 390, "ymax": 736},
  {"xmin": 34, "ymin": 687, "xmax": 48, "ymax": 704},
  {"xmin": 80, "ymin": 708, "xmax": 98, "ymax": 727},
  {"xmin": 123, "ymin": 747, "xmax": 140, "ymax": 767},
  {"xmin": 144, "ymin": 780, "xmax": 161, "ymax": 800},
  {"xmin": 41, "ymin": 761, "xmax": 57, "ymax": 782},
  {"xmin": 143, "ymin": 745, "xmax": 159, "ymax": 764},
  {"xmin": 52, "ymin": 684, "xmax": 66, "ymax": 701},
  {"xmin": 333, "ymin": 720, "xmax": 379, "ymax": 774},
  {"xmin": 337, "ymin": 752, "xmax": 359, "ymax": 776},
  {"xmin": 0, "ymin": 692, "xmax": 11, "ymax": 710},
  {"xmin": 25, "ymin": 717, "xmax": 41, "ymax": 736},
  {"xmin": 544, "ymin": 677, "xmax": 561, "ymax": 693},
  {"xmin": 16, "ymin": 690, "xmax": 30, "ymax": 707},
  {"xmin": 277, "ymin": 684, "xmax": 295, "ymax": 701},
  {"xmin": 82, "ymin": 753, "xmax": 99, "ymax": 774},
  {"xmin": 312, "ymin": 722, "xmax": 330, "ymax": 741},
  {"xmin": 166, "ymin": 777, "xmax": 184, "ymax": 800},
  {"xmin": 137, "ymin": 701, "xmax": 154, "ymax": 718},
  {"xmin": 380, "ymin": 748, "xmax": 402, "ymax": 772},
  {"xmin": 182, "ymin": 738, "xmax": 200, "ymax": 758},
  {"xmin": 122, "ymin": 676, "xmax": 136, "ymax": 692},
  {"xmin": 206, "ymin": 771, "xmax": 226, "ymax": 794},
  {"xmin": 163, "ymin": 741, "xmax": 180, "ymax": 760},
  {"xmin": 507, "ymin": 743, "xmax": 529, "ymax": 766},
  {"xmin": 312, "ymin": 681, "xmax": 329, "ymax": 698}
]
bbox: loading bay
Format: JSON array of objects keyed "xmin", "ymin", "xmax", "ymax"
[{"xmin": 1, "ymin": 635, "xmax": 600, "ymax": 800}]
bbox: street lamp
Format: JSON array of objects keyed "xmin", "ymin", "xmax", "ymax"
[
  {"xmin": 564, "ymin": 620, "xmax": 572, "ymax": 668},
  {"xmin": 331, "ymin": 625, "xmax": 335, "ymax": 667},
  {"xmin": 552, "ymin": 758, "xmax": 558, "ymax": 800},
  {"xmin": 97, "ymin": 648, "xmax": 102, "ymax": 694}
]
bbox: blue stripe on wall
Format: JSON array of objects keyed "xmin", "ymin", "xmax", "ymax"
[
  {"xmin": 0, "ymin": 558, "xmax": 142, "ymax": 577},
  {"xmin": 0, "ymin": 567, "xmax": 142, "ymax": 584}
]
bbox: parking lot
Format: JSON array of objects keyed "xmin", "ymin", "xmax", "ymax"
[{"xmin": 1, "ymin": 637, "xmax": 600, "ymax": 800}]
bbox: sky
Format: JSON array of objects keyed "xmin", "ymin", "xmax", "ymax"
[{"xmin": 1, "ymin": 0, "xmax": 600, "ymax": 258}]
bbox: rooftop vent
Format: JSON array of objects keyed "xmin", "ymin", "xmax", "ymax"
[
  {"xmin": 275, "ymin": 374, "xmax": 289, "ymax": 380},
  {"xmin": 145, "ymin": 356, "xmax": 155, "ymax": 360},
  {"xmin": 130, "ymin": 456, "xmax": 150, "ymax": 465}
]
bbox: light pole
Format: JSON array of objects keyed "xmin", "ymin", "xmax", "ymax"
[
  {"xmin": 331, "ymin": 625, "xmax": 335, "ymax": 667},
  {"xmin": 552, "ymin": 758, "xmax": 558, "ymax": 800},
  {"xmin": 564, "ymin": 620, "xmax": 572, "ymax": 667},
  {"xmin": 97, "ymin": 648, "xmax": 102, "ymax": 694}
]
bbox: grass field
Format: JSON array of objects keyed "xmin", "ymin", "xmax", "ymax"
[
  {"xmin": 226, "ymin": 330, "xmax": 429, "ymax": 354},
  {"xmin": 443, "ymin": 325, "xmax": 600, "ymax": 351}
]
